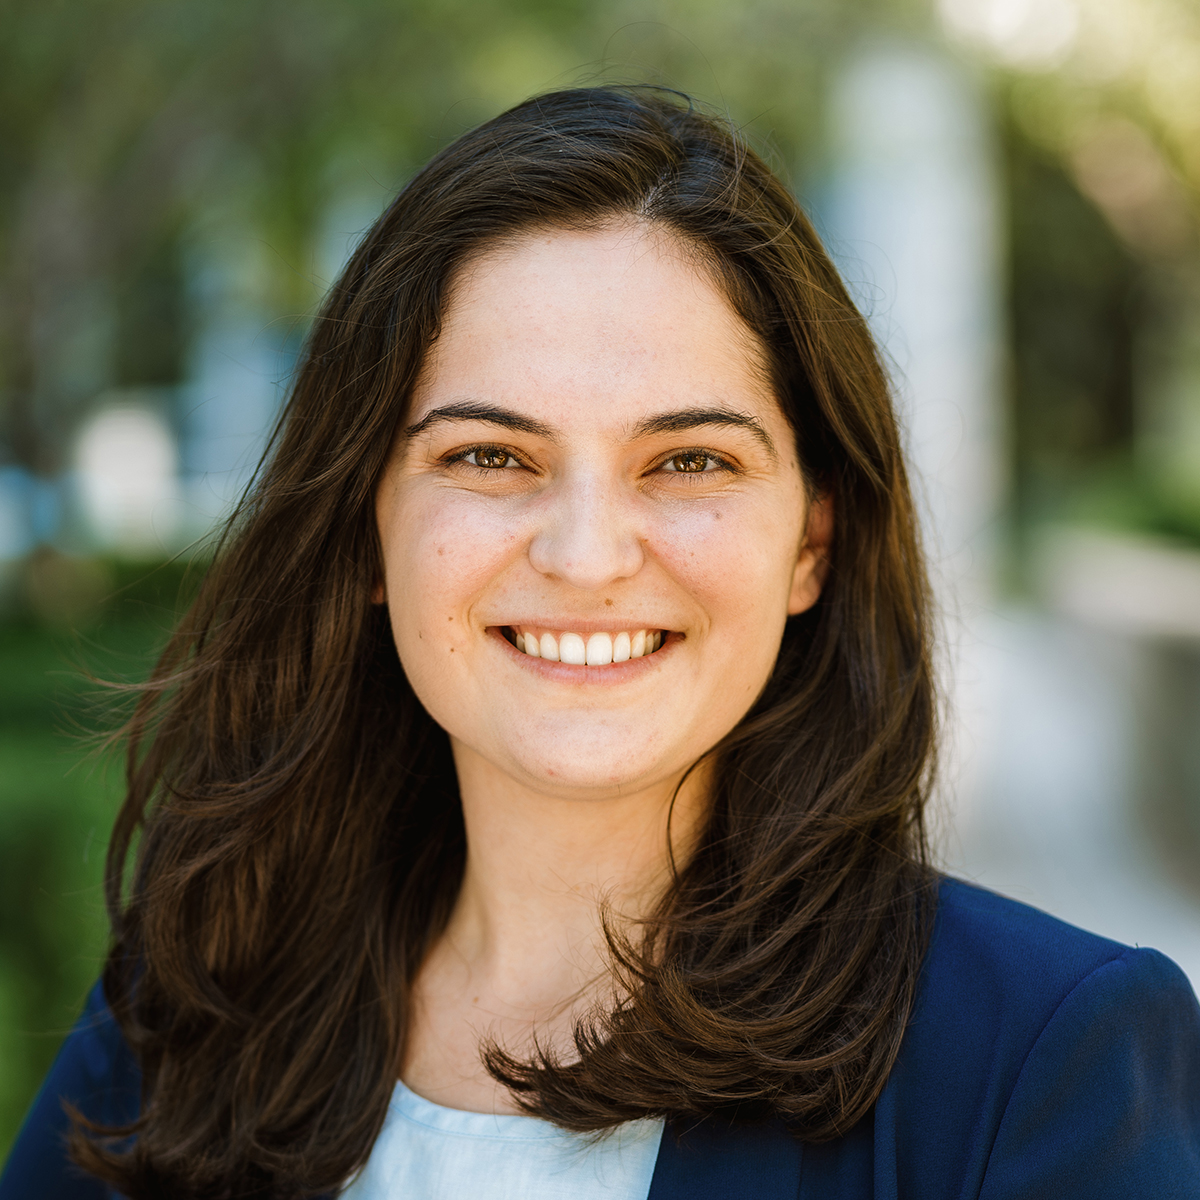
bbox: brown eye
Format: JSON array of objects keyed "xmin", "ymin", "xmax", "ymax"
[
  {"xmin": 470, "ymin": 447, "xmax": 512, "ymax": 469},
  {"xmin": 668, "ymin": 451, "xmax": 712, "ymax": 473}
]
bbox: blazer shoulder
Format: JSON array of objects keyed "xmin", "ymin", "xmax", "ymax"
[
  {"xmin": 925, "ymin": 876, "xmax": 1137, "ymax": 1015},
  {"xmin": 851, "ymin": 877, "xmax": 1200, "ymax": 1200},
  {"xmin": 801, "ymin": 879, "xmax": 1200, "ymax": 1199},
  {"xmin": 917, "ymin": 877, "xmax": 1199, "ymax": 1096},
  {"xmin": 886, "ymin": 877, "xmax": 1160, "ymax": 1128},
  {"xmin": 979, "ymin": 944, "xmax": 1200, "ymax": 1198},
  {"xmin": 925, "ymin": 877, "xmax": 1199, "ymax": 1083}
]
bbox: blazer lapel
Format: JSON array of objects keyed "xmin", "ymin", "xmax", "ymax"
[{"xmin": 647, "ymin": 1116, "xmax": 803, "ymax": 1200}]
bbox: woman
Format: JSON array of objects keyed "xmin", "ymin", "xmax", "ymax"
[{"xmin": 4, "ymin": 86, "xmax": 1198, "ymax": 1200}]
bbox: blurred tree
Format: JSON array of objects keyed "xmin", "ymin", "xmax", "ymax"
[
  {"xmin": 955, "ymin": 0, "xmax": 1200, "ymax": 545},
  {"xmin": 1007, "ymin": 125, "xmax": 1140, "ymax": 531},
  {"xmin": 0, "ymin": 0, "xmax": 921, "ymax": 479}
]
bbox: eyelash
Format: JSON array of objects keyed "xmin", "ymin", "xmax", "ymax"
[
  {"xmin": 443, "ymin": 444, "xmax": 738, "ymax": 476},
  {"xmin": 445, "ymin": 445, "xmax": 527, "ymax": 472},
  {"xmin": 657, "ymin": 448, "xmax": 735, "ymax": 475}
]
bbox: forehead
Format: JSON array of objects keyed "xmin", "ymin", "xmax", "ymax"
[{"xmin": 409, "ymin": 221, "xmax": 783, "ymax": 435}]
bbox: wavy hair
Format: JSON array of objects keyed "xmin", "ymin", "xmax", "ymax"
[{"xmin": 74, "ymin": 87, "xmax": 938, "ymax": 1198}]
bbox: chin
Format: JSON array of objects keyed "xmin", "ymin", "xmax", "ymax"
[
  {"xmin": 504, "ymin": 740, "xmax": 678, "ymax": 799},
  {"xmin": 519, "ymin": 760, "xmax": 658, "ymax": 798}
]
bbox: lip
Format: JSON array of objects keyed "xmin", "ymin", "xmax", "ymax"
[
  {"xmin": 487, "ymin": 625, "xmax": 678, "ymax": 681},
  {"xmin": 496, "ymin": 618, "xmax": 672, "ymax": 635}
]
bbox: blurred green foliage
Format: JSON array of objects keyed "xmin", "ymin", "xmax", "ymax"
[
  {"xmin": 1006, "ymin": 117, "xmax": 1200, "ymax": 550},
  {"xmin": 992, "ymin": 0, "xmax": 1200, "ymax": 551},
  {"xmin": 0, "ymin": 0, "xmax": 923, "ymax": 474},
  {"xmin": 0, "ymin": 558, "xmax": 199, "ymax": 1157},
  {"xmin": 1007, "ymin": 123, "xmax": 1139, "ymax": 531}
]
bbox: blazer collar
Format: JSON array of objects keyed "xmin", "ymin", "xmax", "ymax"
[{"xmin": 647, "ymin": 1116, "xmax": 803, "ymax": 1199}]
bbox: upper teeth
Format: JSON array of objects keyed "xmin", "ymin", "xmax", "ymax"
[{"xmin": 512, "ymin": 628, "xmax": 663, "ymax": 665}]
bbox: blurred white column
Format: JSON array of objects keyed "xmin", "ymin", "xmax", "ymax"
[
  {"xmin": 822, "ymin": 41, "xmax": 1005, "ymax": 837},
  {"xmin": 826, "ymin": 42, "xmax": 1003, "ymax": 610}
]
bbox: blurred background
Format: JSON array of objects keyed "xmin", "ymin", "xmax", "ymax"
[{"xmin": 3, "ymin": 0, "xmax": 1200, "ymax": 1154}]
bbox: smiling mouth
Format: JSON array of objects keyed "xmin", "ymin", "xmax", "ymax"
[{"xmin": 503, "ymin": 626, "xmax": 667, "ymax": 665}]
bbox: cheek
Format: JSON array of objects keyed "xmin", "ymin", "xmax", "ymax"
[
  {"xmin": 647, "ymin": 500, "xmax": 800, "ymax": 611},
  {"xmin": 381, "ymin": 490, "xmax": 521, "ymax": 652}
]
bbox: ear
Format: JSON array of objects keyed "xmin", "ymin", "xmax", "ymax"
[{"xmin": 787, "ymin": 491, "xmax": 833, "ymax": 616}]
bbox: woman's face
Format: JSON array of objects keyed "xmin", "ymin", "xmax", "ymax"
[{"xmin": 376, "ymin": 221, "xmax": 829, "ymax": 803}]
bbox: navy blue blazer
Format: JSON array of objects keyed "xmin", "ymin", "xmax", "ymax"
[{"xmin": 5, "ymin": 878, "xmax": 1200, "ymax": 1198}]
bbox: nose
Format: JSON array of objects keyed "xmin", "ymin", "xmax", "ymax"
[{"xmin": 527, "ymin": 475, "xmax": 645, "ymax": 589}]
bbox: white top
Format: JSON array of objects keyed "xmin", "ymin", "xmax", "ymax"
[{"xmin": 341, "ymin": 1080, "xmax": 664, "ymax": 1200}]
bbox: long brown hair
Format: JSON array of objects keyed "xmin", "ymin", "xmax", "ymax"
[{"xmin": 75, "ymin": 87, "xmax": 938, "ymax": 1198}]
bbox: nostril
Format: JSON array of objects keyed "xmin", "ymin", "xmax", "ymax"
[{"xmin": 526, "ymin": 521, "xmax": 646, "ymax": 588}]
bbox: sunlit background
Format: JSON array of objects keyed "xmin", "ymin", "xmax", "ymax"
[{"xmin": 3, "ymin": 0, "xmax": 1200, "ymax": 1154}]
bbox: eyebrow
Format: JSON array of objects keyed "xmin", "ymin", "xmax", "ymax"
[
  {"xmin": 403, "ymin": 400, "xmax": 775, "ymax": 456},
  {"xmin": 631, "ymin": 408, "xmax": 777, "ymax": 456},
  {"xmin": 403, "ymin": 402, "xmax": 557, "ymax": 441}
]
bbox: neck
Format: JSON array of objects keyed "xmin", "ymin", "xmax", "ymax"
[
  {"xmin": 444, "ymin": 743, "xmax": 709, "ymax": 1000},
  {"xmin": 401, "ymin": 743, "xmax": 709, "ymax": 1110}
]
